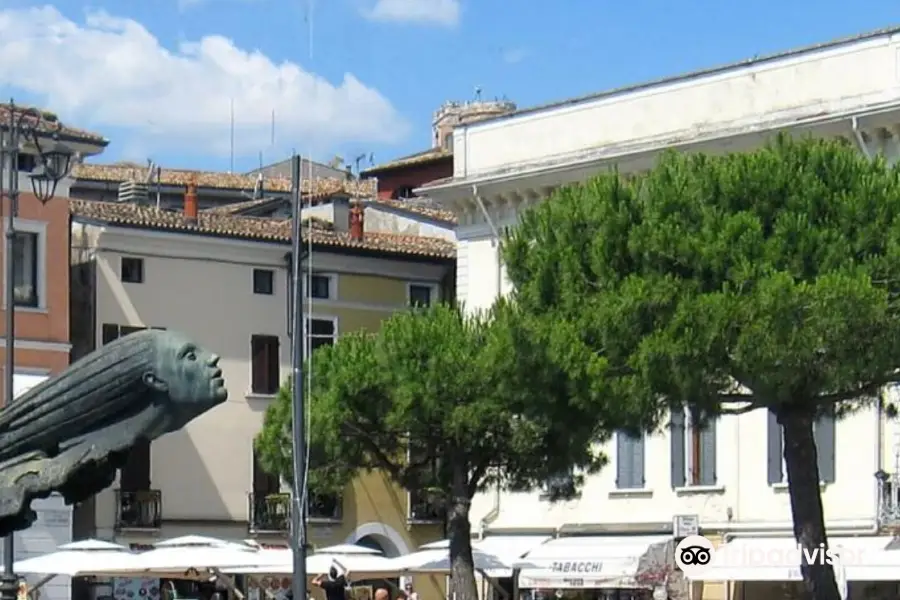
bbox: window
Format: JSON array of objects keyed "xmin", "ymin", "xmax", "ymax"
[
  {"xmin": 767, "ymin": 409, "xmax": 836, "ymax": 485},
  {"xmin": 408, "ymin": 284, "xmax": 435, "ymax": 307},
  {"xmin": 670, "ymin": 410, "xmax": 717, "ymax": 487},
  {"xmin": 309, "ymin": 275, "xmax": 331, "ymax": 299},
  {"xmin": 615, "ymin": 432, "xmax": 645, "ymax": 489},
  {"xmin": 16, "ymin": 154, "xmax": 35, "ymax": 173},
  {"xmin": 253, "ymin": 268, "xmax": 274, "ymax": 295},
  {"xmin": 121, "ymin": 257, "xmax": 144, "ymax": 283},
  {"xmin": 307, "ymin": 318, "xmax": 336, "ymax": 353},
  {"xmin": 250, "ymin": 335, "xmax": 280, "ymax": 395},
  {"xmin": 12, "ymin": 232, "xmax": 38, "ymax": 307},
  {"xmin": 393, "ymin": 185, "xmax": 415, "ymax": 199}
]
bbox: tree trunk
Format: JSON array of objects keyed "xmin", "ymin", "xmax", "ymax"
[
  {"xmin": 447, "ymin": 465, "xmax": 478, "ymax": 600},
  {"xmin": 781, "ymin": 409, "xmax": 841, "ymax": 600}
]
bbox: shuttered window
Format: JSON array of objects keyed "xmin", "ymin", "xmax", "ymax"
[
  {"xmin": 670, "ymin": 410, "xmax": 717, "ymax": 487},
  {"xmin": 251, "ymin": 335, "xmax": 280, "ymax": 395},
  {"xmin": 615, "ymin": 432, "xmax": 645, "ymax": 489},
  {"xmin": 767, "ymin": 409, "xmax": 836, "ymax": 485}
]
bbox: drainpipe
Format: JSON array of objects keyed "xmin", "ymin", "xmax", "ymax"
[
  {"xmin": 852, "ymin": 117, "xmax": 872, "ymax": 159},
  {"xmin": 473, "ymin": 183, "xmax": 503, "ymax": 539}
]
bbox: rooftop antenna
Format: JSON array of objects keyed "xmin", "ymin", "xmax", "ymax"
[
  {"xmin": 354, "ymin": 153, "xmax": 367, "ymax": 176},
  {"xmin": 271, "ymin": 109, "xmax": 276, "ymax": 148},
  {"xmin": 474, "ymin": 86, "xmax": 482, "ymax": 102},
  {"xmin": 368, "ymin": 153, "xmax": 374, "ymax": 166},
  {"xmin": 229, "ymin": 98, "xmax": 235, "ymax": 174}
]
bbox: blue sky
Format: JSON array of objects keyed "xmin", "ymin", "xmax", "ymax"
[{"xmin": 0, "ymin": 0, "xmax": 898, "ymax": 174}]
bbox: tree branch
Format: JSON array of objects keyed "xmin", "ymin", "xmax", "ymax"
[
  {"xmin": 718, "ymin": 401, "xmax": 765, "ymax": 415},
  {"xmin": 340, "ymin": 423, "xmax": 406, "ymax": 482},
  {"xmin": 815, "ymin": 372, "xmax": 900, "ymax": 403}
]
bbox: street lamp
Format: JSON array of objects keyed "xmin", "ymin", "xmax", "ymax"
[{"xmin": 0, "ymin": 100, "xmax": 73, "ymax": 600}]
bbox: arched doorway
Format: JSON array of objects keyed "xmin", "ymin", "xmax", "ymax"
[{"xmin": 346, "ymin": 523, "xmax": 408, "ymax": 595}]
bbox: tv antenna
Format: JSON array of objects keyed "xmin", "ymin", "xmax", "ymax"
[{"xmin": 353, "ymin": 153, "xmax": 367, "ymax": 175}]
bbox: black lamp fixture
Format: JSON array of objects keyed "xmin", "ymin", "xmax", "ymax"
[
  {"xmin": 28, "ymin": 133, "xmax": 74, "ymax": 203},
  {"xmin": 876, "ymin": 469, "xmax": 890, "ymax": 483}
]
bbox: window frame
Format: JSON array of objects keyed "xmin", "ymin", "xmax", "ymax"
[
  {"xmin": 252, "ymin": 268, "xmax": 275, "ymax": 295},
  {"xmin": 768, "ymin": 409, "xmax": 835, "ymax": 485},
  {"xmin": 407, "ymin": 282, "xmax": 439, "ymax": 308},
  {"xmin": 120, "ymin": 256, "xmax": 145, "ymax": 284},
  {"xmin": 2, "ymin": 218, "xmax": 47, "ymax": 311},
  {"xmin": 307, "ymin": 273, "xmax": 335, "ymax": 300},
  {"xmin": 670, "ymin": 409, "xmax": 718, "ymax": 488},
  {"xmin": 305, "ymin": 315, "xmax": 338, "ymax": 354},
  {"xmin": 250, "ymin": 334, "xmax": 281, "ymax": 396},
  {"xmin": 615, "ymin": 431, "xmax": 646, "ymax": 490}
]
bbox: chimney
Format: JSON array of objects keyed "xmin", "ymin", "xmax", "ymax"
[
  {"xmin": 349, "ymin": 202, "xmax": 363, "ymax": 240},
  {"xmin": 184, "ymin": 176, "xmax": 198, "ymax": 224}
]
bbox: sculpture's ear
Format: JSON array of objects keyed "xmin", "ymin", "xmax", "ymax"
[{"xmin": 142, "ymin": 371, "xmax": 168, "ymax": 393}]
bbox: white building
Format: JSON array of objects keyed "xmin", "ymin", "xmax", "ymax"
[{"xmin": 422, "ymin": 26, "xmax": 900, "ymax": 598}]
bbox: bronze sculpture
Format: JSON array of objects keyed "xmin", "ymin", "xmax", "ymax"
[{"xmin": 0, "ymin": 329, "xmax": 227, "ymax": 535}]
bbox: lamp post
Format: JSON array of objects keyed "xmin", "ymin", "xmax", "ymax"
[{"xmin": 0, "ymin": 100, "xmax": 73, "ymax": 600}]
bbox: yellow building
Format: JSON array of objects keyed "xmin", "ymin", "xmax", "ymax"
[{"xmin": 69, "ymin": 171, "xmax": 455, "ymax": 595}]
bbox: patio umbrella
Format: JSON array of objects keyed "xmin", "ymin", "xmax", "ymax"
[
  {"xmin": 101, "ymin": 535, "xmax": 273, "ymax": 574},
  {"xmin": 390, "ymin": 548, "xmax": 513, "ymax": 574},
  {"xmin": 14, "ymin": 539, "xmax": 136, "ymax": 576},
  {"xmin": 315, "ymin": 544, "xmax": 380, "ymax": 556},
  {"xmin": 222, "ymin": 551, "xmax": 397, "ymax": 578}
]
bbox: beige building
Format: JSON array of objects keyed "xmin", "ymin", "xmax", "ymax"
[{"xmin": 69, "ymin": 179, "xmax": 454, "ymax": 577}]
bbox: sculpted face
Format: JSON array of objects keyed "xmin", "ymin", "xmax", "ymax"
[{"xmin": 142, "ymin": 331, "xmax": 228, "ymax": 409}]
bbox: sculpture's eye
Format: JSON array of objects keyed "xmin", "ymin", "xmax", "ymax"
[{"xmin": 185, "ymin": 350, "xmax": 197, "ymax": 361}]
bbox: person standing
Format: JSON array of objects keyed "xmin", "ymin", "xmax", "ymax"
[{"xmin": 313, "ymin": 565, "xmax": 351, "ymax": 600}]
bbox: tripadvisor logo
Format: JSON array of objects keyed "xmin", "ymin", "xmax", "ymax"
[{"xmin": 675, "ymin": 535, "xmax": 862, "ymax": 577}]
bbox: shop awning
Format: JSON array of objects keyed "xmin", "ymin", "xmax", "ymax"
[
  {"xmin": 687, "ymin": 535, "xmax": 895, "ymax": 582},
  {"xmin": 413, "ymin": 535, "xmax": 550, "ymax": 578},
  {"xmin": 478, "ymin": 535, "xmax": 551, "ymax": 578},
  {"xmin": 515, "ymin": 535, "xmax": 670, "ymax": 589}
]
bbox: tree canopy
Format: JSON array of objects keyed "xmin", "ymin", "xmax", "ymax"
[
  {"xmin": 503, "ymin": 134, "xmax": 900, "ymax": 600},
  {"xmin": 256, "ymin": 302, "xmax": 645, "ymax": 600}
]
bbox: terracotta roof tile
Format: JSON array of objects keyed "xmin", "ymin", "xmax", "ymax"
[
  {"xmin": 374, "ymin": 198, "xmax": 457, "ymax": 224},
  {"xmin": 0, "ymin": 104, "xmax": 107, "ymax": 145},
  {"xmin": 70, "ymin": 199, "xmax": 454, "ymax": 259},
  {"xmin": 201, "ymin": 194, "xmax": 458, "ymax": 225},
  {"xmin": 72, "ymin": 163, "xmax": 376, "ymax": 197},
  {"xmin": 362, "ymin": 148, "xmax": 452, "ymax": 175}
]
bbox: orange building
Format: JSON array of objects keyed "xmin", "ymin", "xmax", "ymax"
[{"xmin": 0, "ymin": 104, "xmax": 107, "ymax": 402}]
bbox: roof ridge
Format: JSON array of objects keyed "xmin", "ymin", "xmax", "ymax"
[{"xmin": 69, "ymin": 198, "xmax": 454, "ymax": 259}]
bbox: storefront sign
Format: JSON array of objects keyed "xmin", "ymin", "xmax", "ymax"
[{"xmin": 550, "ymin": 561, "xmax": 603, "ymax": 573}]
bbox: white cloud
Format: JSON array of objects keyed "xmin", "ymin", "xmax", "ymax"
[
  {"xmin": 0, "ymin": 5, "xmax": 409, "ymax": 157},
  {"xmin": 363, "ymin": 0, "xmax": 459, "ymax": 27}
]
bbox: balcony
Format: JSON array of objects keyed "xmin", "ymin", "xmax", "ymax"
[
  {"xmin": 249, "ymin": 493, "xmax": 290, "ymax": 533},
  {"xmin": 876, "ymin": 470, "xmax": 900, "ymax": 526},
  {"xmin": 249, "ymin": 492, "xmax": 342, "ymax": 533},
  {"xmin": 115, "ymin": 489, "xmax": 162, "ymax": 531},
  {"xmin": 408, "ymin": 489, "xmax": 446, "ymax": 524}
]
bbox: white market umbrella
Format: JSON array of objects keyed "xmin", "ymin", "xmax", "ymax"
[
  {"xmin": 315, "ymin": 544, "xmax": 380, "ymax": 556},
  {"xmin": 223, "ymin": 552, "xmax": 397, "ymax": 578},
  {"xmin": 102, "ymin": 535, "xmax": 272, "ymax": 574},
  {"xmin": 390, "ymin": 548, "xmax": 513, "ymax": 574},
  {"xmin": 15, "ymin": 539, "xmax": 137, "ymax": 576}
]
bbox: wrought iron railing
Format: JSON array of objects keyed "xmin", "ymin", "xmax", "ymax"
[
  {"xmin": 249, "ymin": 491, "xmax": 342, "ymax": 532},
  {"xmin": 408, "ymin": 489, "xmax": 446, "ymax": 523},
  {"xmin": 115, "ymin": 489, "xmax": 162, "ymax": 530}
]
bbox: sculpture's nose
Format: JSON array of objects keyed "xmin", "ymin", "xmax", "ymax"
[{"xmin": 207, "ymin": 354, "xmax": 220, "ymax": 367}]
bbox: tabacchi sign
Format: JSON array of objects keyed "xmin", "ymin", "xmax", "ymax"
[{"xmin": 550, "ymin": 561, "xmax": 604, "ymax": 573}]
